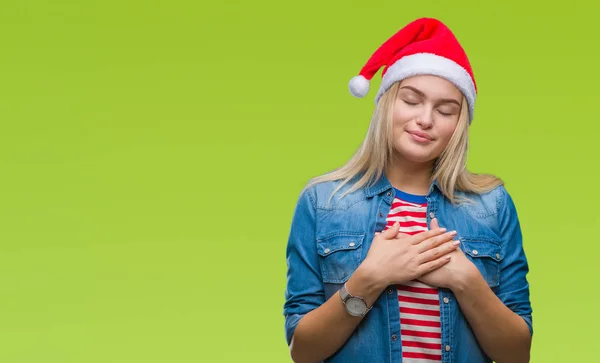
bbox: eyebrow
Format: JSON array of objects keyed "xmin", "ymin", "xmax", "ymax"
[{"xmin": 400, "ymin": 86, "xmax": 461, "ymax": 106}]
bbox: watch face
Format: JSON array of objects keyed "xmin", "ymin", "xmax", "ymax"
[{"xmin": 346, "ymin": 297, "xmax": 367, "ymax": 316}]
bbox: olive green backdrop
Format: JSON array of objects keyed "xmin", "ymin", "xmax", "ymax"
[{"xmin": 0, "ymin": 1, "xmax": 598, "ymax": 362}]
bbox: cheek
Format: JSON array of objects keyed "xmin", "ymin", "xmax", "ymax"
[
  {"xmin": 392, "ymin": 103, "xmax": 413, "ymax": 126},
  {"xmin": 438, "ymin": 122, "xmax": 458, "ymax": 142},
  {"xmin": 392, "ymin": 112, "xmax": 412, "ymax": 141}
]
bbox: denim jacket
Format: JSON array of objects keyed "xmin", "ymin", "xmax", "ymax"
[{"xmin": 283, "ymin": 174, "xmax": 533, "ymax": 363}]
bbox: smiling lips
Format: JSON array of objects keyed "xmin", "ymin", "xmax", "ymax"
[{"xmin": 406, "ymin": 130, "xmax": 434, "ymax": 143}]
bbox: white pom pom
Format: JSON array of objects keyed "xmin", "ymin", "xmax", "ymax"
[{"xmin": 348, "ymin": 75, "xmax": 370, "ymax": 98}]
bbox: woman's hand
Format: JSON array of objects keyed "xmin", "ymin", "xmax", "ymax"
[
  {"xmin": 417, "ymin": 218, "xmax": 480, "ymax": 290},
  {"xmin": 359, "ymin": 222, "xmax": 461, "ymax": 288}
]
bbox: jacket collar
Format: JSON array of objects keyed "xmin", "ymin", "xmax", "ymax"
[{"xmin": 363, "ymin": 171, "xmax": 441, "ymax": 197}]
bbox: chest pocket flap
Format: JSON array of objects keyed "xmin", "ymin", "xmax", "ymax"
[
  {"xmin": 461, "ymin": 238, "xmax": 503, "ymax": 287},
  {"xmin": 316, "ymin": 233, "xmax": 365, "ymax": 284}
]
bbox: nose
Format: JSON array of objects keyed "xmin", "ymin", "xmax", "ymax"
[{"xmin": 416, "ymin": 107, "xmax": 434, "ymax": 128}]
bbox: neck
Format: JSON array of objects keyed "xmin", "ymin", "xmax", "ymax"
[{"xmin": 386, "ymin": 153, "xmax": 434, "ymax": 195}]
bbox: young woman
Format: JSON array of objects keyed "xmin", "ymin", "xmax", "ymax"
[{"xmin": 282, "ymin": 18, "xmax": 533, "ymax": 363}]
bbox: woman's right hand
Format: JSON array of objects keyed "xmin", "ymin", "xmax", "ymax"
[{"xmin": 360, "ymin": 221, "xmax": 460, "ymax": 288}]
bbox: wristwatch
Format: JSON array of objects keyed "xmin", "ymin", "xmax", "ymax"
[{"xmin": 340, "ymin": 283, "xmax": 372, "ymax": 317}]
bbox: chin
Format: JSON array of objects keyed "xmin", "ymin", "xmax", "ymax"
[{"xmin": 404, "ymin": 153, "xmax": 436, "ymax": 163}]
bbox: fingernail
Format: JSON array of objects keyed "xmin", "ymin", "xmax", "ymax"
[
  {"xmin": 449, "ymin": 230, "xmax": 457, "ymax": 235},
  {"xmin": 446, "ymin": 255, "xmax": 452, "ymax": 261},
  {"xmin": 394, "ymin": 221, "xmax": 399, "ymax": 227},
  {"xmin": 452, "ymin": 240, "xmax": 460, "ymax": 246},
  {"xmin": 440, "ymin": 227, "xmax": 447, "ymax": 232}
]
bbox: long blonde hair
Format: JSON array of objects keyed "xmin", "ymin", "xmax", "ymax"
[{"xmin": 306, "ymin": 81, "xmax": 503, "ymax": 205}]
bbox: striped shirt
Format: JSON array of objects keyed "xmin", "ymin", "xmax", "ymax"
[{"xmin": 384, "ymin": 188, "xmax": 441, "ymax": 363}]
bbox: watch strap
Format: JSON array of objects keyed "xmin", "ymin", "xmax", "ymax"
[{"xmin": 340, "ymin": 283, "xmax": 351, "ymax": 302}]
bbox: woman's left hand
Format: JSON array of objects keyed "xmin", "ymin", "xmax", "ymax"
[{"xmin": 413, "ymin": 218, "xmax": 480, "ymax": 290}]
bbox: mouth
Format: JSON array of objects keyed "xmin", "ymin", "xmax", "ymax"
[{"xmin": 406, "ymin": 130, "xmax": 434, "ymax": 143}]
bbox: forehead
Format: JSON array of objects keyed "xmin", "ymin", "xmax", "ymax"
[{"xmin": 398, "ymin": 75, "xmax": 462, "ymax": 99}]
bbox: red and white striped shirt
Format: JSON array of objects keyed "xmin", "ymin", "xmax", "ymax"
[{"xmin": 384, "ymin": 189, "xmax": 442, "ymax": 363}]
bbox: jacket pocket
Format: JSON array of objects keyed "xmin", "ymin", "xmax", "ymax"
[
  {"xmin": 316, "ymin": 232, "xmax": 365, "ymax": 284},
  {"xmin": 460, "ymin": 238, "xmax": 503, "ymax": 287}
]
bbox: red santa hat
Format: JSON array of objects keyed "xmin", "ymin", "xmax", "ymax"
[{"xmin": 348, "ymin": 17, "xmax": 477, "ymax": 123}]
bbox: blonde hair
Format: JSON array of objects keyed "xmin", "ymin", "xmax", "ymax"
[{"xmin": 306, "ymin": 81, "xmax": 503, "ymax": 205}]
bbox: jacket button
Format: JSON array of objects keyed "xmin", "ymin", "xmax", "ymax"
[
  {"xmin": 379, "ymin": 212, "xmax": 383, "ymax": 218},
  {"xmin": 443, "ymin": 297, "xmax": 450, "ymax": 304},
  {"xmin": 445, "ymin": 345, "xmax": 451, "ymax": 352},
  {"xmin": 496, "ymin": 253, "xmax": 501, "ymax": 259},
  {"xmin": 391, "ymin": 334, "xmax": 397, "ymax": 341},
  {"xmin": 429, "ymin": 212, "xmax": 435, "ymax": 218},
  {"xmin": 387, "ymin": 288, "xmax": 393, "ymax": 294},
  {"xmin": 387, "ymin": 191, "xmax": 392, "ymax": 197},
  {"xmin": 472, "ymin": 250, "xmax": 479, "ymax": 255},
  {"xmin": 324, "ymin": 248, "xmax": 330, "ymax": 254}
]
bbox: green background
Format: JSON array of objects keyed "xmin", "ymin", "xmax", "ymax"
[{"xmin": 0, "ymin": 0, "xmax": 598, "ymax": 362}]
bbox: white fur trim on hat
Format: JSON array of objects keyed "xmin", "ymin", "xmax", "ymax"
[
  {"xmin": 374, "ymin": 53, "xmax": 477, "ymax": 122},
  {"xmin": 348, "ymin": 75, "xmax": 370, "ymax": 98}
]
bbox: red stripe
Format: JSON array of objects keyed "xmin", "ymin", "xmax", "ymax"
[
  {"xmin": 401, "ymin": 329, "xmax": 442, "ymax": 339},
  {"xmin": 403, "ymin": 351, "xmax": 442, "ymax": 360},
  {"xmin": 388, "ymin": 207, "xmax": 426, "ymax": 214},
  {"xmin": 387, "ymin": 220, "xmax": 428, "ymax": 228},
  {"xmin": 387, "ymin": 210, "xmax": 427, "ymax": 218},
  {"xmin": 400, "ymin": 307, "xmax": 440, "ymax": 317},
  {"xmin": 401, "ymin": 318, "xmax": 441, "ymax": 327},
  {"xmin": 387, "ymin": 221, "xmax": 428, "ymax": 228},
  {"xmin": 398, "ymin": 285, "xmax": 439, "ymax": 295},
  {"xmin": 402, "ymin": 340, "xmax": 442, "ymax": 350},
  {"xmin": 399, "ymin": 295, "xmax": 440, "ymax": 306},
  {"xmin": 383, "ymin": 226, "xmax": 427, "ymax": 234},
  {"xmin": 386, "ymin": 217, "xmax": 427, "ymax": 224}
]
